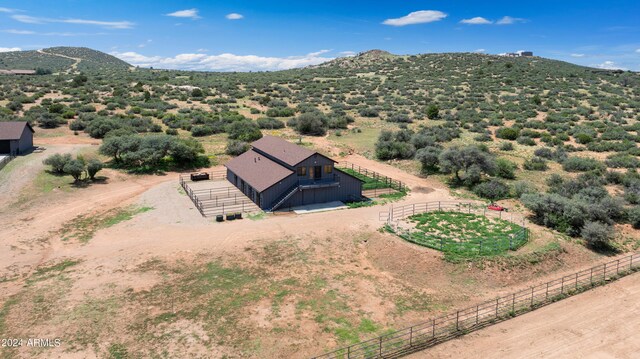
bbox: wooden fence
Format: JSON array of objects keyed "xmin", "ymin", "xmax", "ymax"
[
  {"xmin": 336, "ymin": 161, "xmax": 407, "ymax": 192},
  {"xmin": 312, "ymin": 253, "xmax": 640, "ymax": 359}
]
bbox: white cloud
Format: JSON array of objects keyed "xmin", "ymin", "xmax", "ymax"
[
  {"xmin": 111, "ymin": 50, "xmax": 335, "ymax": 72},
  {"xmin": 197, "ymin": 48, "xmax": 208, "ymax": 53},
  {"xmin": 496, "ymin": 16, "xmax": 527, "ymax": 25},
  {"xmin": 225, "ymin": 13, "xmax": 244, "ymax": 20},
  {"xmin": 339, "ymin": 51, "xmax": 356, "ymax": 57},
  {"xmin": 474, "ymin": 49, "xmax": 486, "ymax": 53},
  {"xmin": 460, "ymin": 17, "xmax": 492, "ymax": 25},
  {"xmin": 383, "ymin": 10, "xmax": 447, "ymax": 26},
  {"xmin": 636, "ymin": 49, "xmax": 640, "ymax": 53},
  {"xmin": 3, "ymin": 29, "xmax": 106, "ymax": 36},
  {"xmin": 11, "ymin": 14, "xmax": 133, "ymax": 29},
  {"xmin": 570, "ymin": 53, "xmax": 585, "ymax": 58},
  {"xmin": 0, "ymin": 7, "xmax": 18, "ymax": 13},
  {"xmin": 0, "ymin": 47, "xmax": 21, "ymax": 52},
  {"xmin": 4, "ymin": 29, "xmax": 35, "ymax": 35},
  {"xmin": 166, "ymin": 9, "xmax": 200, "ymax": 19},
  {"xmin": 594, "ymin": 61, "xmax": 626, "ymax": 70},
  {"xmin": 138, "ymin": 39, "xmax": 152, "ymax": 48}
]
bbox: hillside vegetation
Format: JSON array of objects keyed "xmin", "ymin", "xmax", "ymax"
[
  {"xmin": 1, "ymin": 49, "xmax": 639, "ymax": 248},
  {"xmin": 0, "ymin": 47, "xmax": 130, "ymax": 72}
]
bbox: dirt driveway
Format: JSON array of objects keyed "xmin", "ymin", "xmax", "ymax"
[{"xmin": 409, "ymin": 273, "xmax": 640, "ymax": 359}]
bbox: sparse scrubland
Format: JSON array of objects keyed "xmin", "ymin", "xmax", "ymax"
[{"xmin": 1, "ymin": 47, "xmax": 639, "ymax": 357}]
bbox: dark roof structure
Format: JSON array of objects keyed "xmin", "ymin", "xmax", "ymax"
[
  {"xmin": 252, "ymin": 135, "xmax": 315, "ymax": 166},
  {"xmin": 225, "ymin": 149, "xmax": 293, "ymax": 192},
  {"xmin": 0, "ymin": 121, "xmax": 34, "ymax": 140}
]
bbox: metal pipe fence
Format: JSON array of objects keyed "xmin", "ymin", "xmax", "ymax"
[
  {"xmin": 312, "ymin": 253, "xmax": 640, "ymax": 359},
  {"xmin": 179, "ymin": 173, "xmax": 259, "ymax": 217}
]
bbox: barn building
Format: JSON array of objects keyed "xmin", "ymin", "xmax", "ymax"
[
  {"xmin": 0, "ymin": 121, "xmax": 35, "ymax": 155},
  {"xmin": 225, "ymin": 136, "xmax": 363, "ymax": 211}
]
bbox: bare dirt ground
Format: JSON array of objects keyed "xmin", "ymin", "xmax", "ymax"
[
  {"xmin": 409, "ymin": 273, "xmax": 640, "ymax": 359},
  {"xmin": 0, "ymin": 130, "xmax": 633, "ymax": 358}
]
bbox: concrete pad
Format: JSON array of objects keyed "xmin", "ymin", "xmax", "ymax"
[{"xmin": 292, "ymin": 201, "xmax": 347, "ymax": 214}]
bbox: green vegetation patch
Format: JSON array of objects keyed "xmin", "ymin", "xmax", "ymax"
[
  {"xmin": 59, "ymin": 205, "xmax": 153, "ymax": 243},
  {"xmin": 394, "ymin": 211, "xmax": 527, "ymax": 257}
]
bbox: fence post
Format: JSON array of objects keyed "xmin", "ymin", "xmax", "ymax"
[
  {"xmin": 530, "ymin": 287, "xmax": 534, "ymax": 307},
  {"xmin": 545, "ymin": 282, "xmax": 549, "ymax": 301},
  {"xmin": 495, "ymin": 298, "xmax": 499, "ymax": 319},
  {"xmin": 561, "ymin": 277, "xmax": 564, "ymax": 294},
  {"xmin": 590, "ymin": 267, "xmax": 593, "ymax": 286},
  {"xmin": 575, "ymin": 272, "xmax": 579, "ymax": 291},
  {"xmin": 476, "ymin": 305, "xmax": 479, "ymax": 324},
  {"xmin": 413, "ymin": 203, "xmax": 415, "ymax": 216},
  {"xmin": 603, "ymin": 263, "xmax": 607, "ymax": 281},
  {"xmin": 409, "ymin": 327, "xmax": 413, "ymax": 346},
  {"xmin": 511, "ymin": 293, "xmax": 515, "ymax": 314},
  {"xmin": 631, "ymin": 254, "xmax": 634, "ymax": 271},
  {"xmin": 456, "ymin": 311, "xmax": 460, "ymax": 331},
  {"xmin": 616, "ymin": 259, "xmax": 620, "ymax": 275},
  {"xmin": 379, "ymin": 336, "xmax": 382, "ymax": 356},
  {"xmin": 438, "ymin": 201, "xmax": 441, "ymax": 211},
  {"xmin": 432, "ymin": 319, "xmax": 435, "ymax": 338}
]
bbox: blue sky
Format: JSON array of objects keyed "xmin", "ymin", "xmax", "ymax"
[{"xmin": 1, "ymin": 0, "xmax": 639, "ymax": 71}]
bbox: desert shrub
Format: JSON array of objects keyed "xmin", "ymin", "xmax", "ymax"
[
  {"xmin": 415, "ymin": 146, "xmax": 441, "ymax": 173},
  {"xmin": 63, "ymin": 159, "xmax": 85, "ymax": 182},
  {"xmin": 516, "ymin": 136, "xmax": 536, "ymax": 146},
  {"xmin": 534, "ymin": 147, "xmax": 554, "ymax": 159},
  {"xmin": 266, "ymin": 107, "xmax": 295, "ymax": 117},
  {"xmin": 562, "ymin": 157, "xmax": 604, "ymax": 172},
  {"xmin": 69, "ymin": 119, "xmax": 86, "ymax": 131},
  {"xmin": 426, "ymin": 104, "xmax": 439, "ymax": 119},
  {"xmin": 190, "ymin": 125, "xmax": 215, "ymax": 137},
  {"xmin": 358, "ymin": 108, "xmax": 379, "ymax": 118},
  {"xmin": 523, "ymin": 157, "xmax": 548, "ymax": 171},
  {"xmin": 513, "ymin": 181, "xmax": 535, "ymax": 198},
  {"xmin": 375, "ymin": 130, "xmax": 416, "ymax": 160},
  {"xmin": 629, "ymin": 206, "xmax": 640, "ymax": 229},
  {"xmin": 495, "ymin": 127, "xmax": 519, "ymax": 140},
  {"xmin": 473, "ymin": 179, "xmax": 510, "ymax": 200},
  {"xmin": 581, "ymin": 221, "xmax": 614, "ymax": 249},
  {"xmin": 574, "ymin": 133, "xmax": 593, "ymax": 144},
  {"xmin": 256, "ymin": 117, "xmax": 285, "ymax": 129},
  {"xmin": 165, "ymin": 128, "xmax": 178, "ymax": 135},
  {"xmin": 43, "ymin": 153, "xmax": 72, "ymax": 173},
  {"xmin": 499, "ymin": 142, "xmax": 514, "ymax": 151},
  {"xmin": 226, "ymin": 140, "xmax": 250, "ymax": 156},
  {"xmin": 605, "ymin": 154, "xmax": 640, "ymax": 169},
  {"xmin": 226, "ymin": 120, "xmax": 263, "ymax": 142},
  {"xmin": 290, "ymin": 112, "xmax": 328, "ymax": 136},
  {"xmin": 86, "ymin": 159, "xmax": 103, "ymax": 180},
  {"xmin": 495, "ymin": 158, "xmax": 517, "ymax": 179},
  {"xmin": 386, "ymin": 113, "xmax": 412, "ymax": 123},
  {"xmin": 100, "ymin": 134, "xmax": 204, "ymax": 169},
  {"xmin": 438, "ymin": 145, "xmax": 495, "ymax": 185}
]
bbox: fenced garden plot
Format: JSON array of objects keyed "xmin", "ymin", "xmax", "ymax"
[
  {"xmin": 380, "ymin": 202, "xmax": 528, "ymax": 257},
  {"xmin": 179, "ymin": 172, "xmax": 259, "ymax": 217},
  {"xmin": 312, "ymin": 253, "xmax": 640, "ymax": 359}
]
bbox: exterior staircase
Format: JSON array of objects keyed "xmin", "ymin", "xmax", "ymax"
[{"xmin": 268, "ymin": 184, "xmax": 300, "ymax": 212}]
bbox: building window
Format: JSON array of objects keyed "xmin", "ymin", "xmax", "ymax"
[
  {"xmin": 324, "ymin": 165, "xmax": 333, "ymax": 174},
  {"xmin": 297, "ymin": 166, "xmax": 306, "ymax": 176}
]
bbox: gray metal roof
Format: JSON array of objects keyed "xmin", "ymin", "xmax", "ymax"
[
  {"xmin": 251, "ymin": 135, "xmax": 315, "ymax": 167},
  {"xmin": 0, "ymin": 121, "xmax": 34, "ymax": 140},
  {"xmin": 225, "ymin": 149, "xmax": 293, "ymax": 192}
]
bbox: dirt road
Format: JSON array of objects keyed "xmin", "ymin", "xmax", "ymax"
[{"xmin": 409, "ymin": 273, "xmax": 640, "ymax": 359}]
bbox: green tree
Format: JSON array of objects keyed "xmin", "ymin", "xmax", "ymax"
[
  {"xmin": 426, "ymin": 104, "xmax": 439, "ymax": 120},
  {"xmin": 43, "ymin": 153, "xmax": 72, "ymax": 174},
  {"xmin": 86, "ymin": 159, "xmax": 103, "ymax": 180},
  {"xmin": 415, "ymin": 146, "xmax": 441, "ymax": 173},
  {"xmin": 63, "ymin": 159, "xmax": 86, "ymax": 182},
  {"xmin": 438, "ymin": 146, "xmax": 495, "ymax": 184}
]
